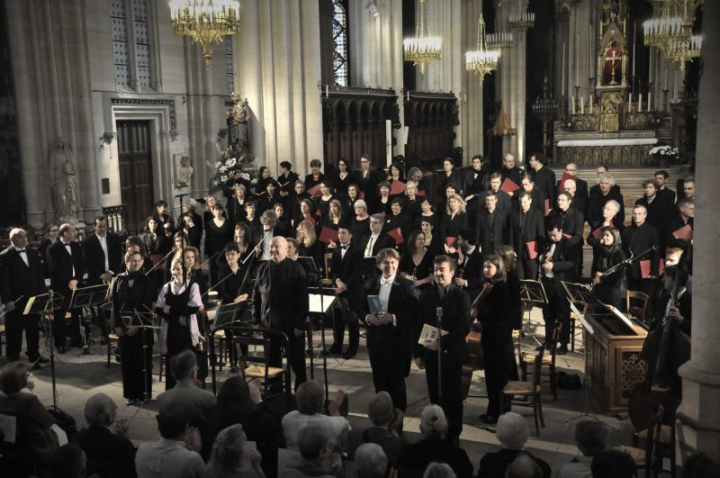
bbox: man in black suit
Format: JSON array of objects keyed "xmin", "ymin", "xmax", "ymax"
[
  {"xmin": 455, "ymin": 228, "xmax": 482, "ymax": 299},
  {"xmin": 414, "ymin": 255, "xmax": 472, "ymax": 440},
  {"xmin": 519, "ymin": 175, "xmax": 547, "ymax": 214},
  {"xmin": 547, "ymin": 192, "xmax": 585, "ymax": 241},
  {"xmin": 587, "ymin": 173, "xmax": 625, "ymax": 226},
  {"xmin": 488, "ymin": 173, "xmax": 513, "ymax": 212},
  {"xmin": 329, "ymin": 226, "xmax": 363, "ymax": 359},
  {"xmin": 654, "ymin": 170, "xmax": 677, "ymax": 207},
  {"xmin": 497, "ymin": 153, "xmax": 523, "ymax": 191},
  {"xmin": 538, "ymin": 221, "xmax": 578, "ymax": 355},
  {"xmin": 476, "ymin": 192, "xmax": 511, "ymax": 259},
  {"xmin": 0, "ymin": 228, "xmax": 47, "ymax": 364},
  {"xmin": 528, "ymin": 153, "xmax": 556, "ymax": 211},
  {"xmin": 363, "ymin": 248, "xmax": 419, "ymax": 413},
  {"xmin": 622, "ymin": 205, "xmax": 660, "ymax": 318},
  {"xmin": 360, "ymin": 214, "xmax": 396, "ymax": 278},
  {"xmin": 512, "ymin": 192, "xmax": 546, "ymax": 280},
  {"xmin": 252, "ymin": 236, "xmax": 309, "ymax": 392},
  {"xmin": 666, "ymin": 198, "xmax": 694, "ymax": 251},
  {"xmin": 563, "ymin": 179, "xmax": 587, "ymax": 218},
  {"xmin": 557, "ymin": 162, "xmax": 588, "ymax": 206},
  {"xmin": 46, "ymin": 223, "xmax": 87, "ymax": 353}
]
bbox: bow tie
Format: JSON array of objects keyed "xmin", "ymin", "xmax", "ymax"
[
  {"xmin": 341, "ymin": 245, "xmax": 349, "ymax": 250},
  {"xmin": 380, "ymin": 278, "xmax": 393, "ymax": 286},
  {"xmin": 17, "ymin": 249, "xmax": 26, "ymax": 253},
  {"xmin": 64, "ymin": 243, "xmax": 71, "ymax": 247}
]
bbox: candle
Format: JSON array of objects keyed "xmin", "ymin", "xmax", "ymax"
[
  {"xmin": 648, "ymin": 92, "xmax": 652, "ymax": 111},
  {"xmin": 561, "ymin": 42, "xmax": 566, "ymax": 97},
  {"xmin": 639, "ymin": 93, "xmax": 642, "ymax": 111},
  {"xmin": 325, "ymin": 85, "xmax": 329, "ymax": 98},
  {"xmin": 632, "ymin": 21, "xmax": 637, "ymax": 77},
  {"xmin": 575, "ymin": 34, "xmax": 580, "ymax": 87},
  {"xmin": 590, "ymin": 95, "xmax": 593, "ymax": 111},
  {"xmin": 580, "ymin": 97, "xmax": 584, "ymax": 114},
  {"xmin": 571, "ymin": 96, "xmax": 576, "ymax": 115},
  {"xmin": 407, "ymin": 90, "xmax": 410, "ymax": 101},
  {"xmin": 664, "ymin": 67, "xmax": 668, "ymax": 90},
  {"xmin": 385, "ymin": 120, "xmax": 392, "ymax": 167},
  {"xmin": 629, "ymin": 93, "xmax": 632, "ymax": 106}
]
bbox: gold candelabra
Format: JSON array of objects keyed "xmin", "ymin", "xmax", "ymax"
[{"xmin": 465, "ymin": 16, "xmax": 500, "ymax": 86}]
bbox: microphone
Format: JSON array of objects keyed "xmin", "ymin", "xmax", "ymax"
[{"xmin": 436, "ymin": 307, "xmax": 443, "ymax": 319}]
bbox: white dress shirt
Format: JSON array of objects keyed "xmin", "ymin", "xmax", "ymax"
[
  {"xmin": 13, "ymin": 245, "xmax": 29, "ymax": 267},
  {"xmin": 97, "ymin": 234, "xmax": 110, "ymax": 273},
  {"xmin": 364, "ymin": 233, "xmax": 379, "ymax": 258}
]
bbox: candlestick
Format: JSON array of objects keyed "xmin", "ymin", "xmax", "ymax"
[
  {"xmin": 561, "ymin": 42, "xmax": 566, "ymax": 97},
  {"xmin": 580, "ymin": 97, "xmax": 584, "ymax": 114}
]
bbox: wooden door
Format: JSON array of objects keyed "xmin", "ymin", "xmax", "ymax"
[{"xmin": 117, "ymin": 120, "xmax": 154, "ymax": 233}]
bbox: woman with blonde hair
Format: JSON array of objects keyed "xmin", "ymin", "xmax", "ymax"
[
  {"xmin": 296, "ymin": 220, "xmax": 322, "ymax": 268},
  {"xmin": 441, "ymin": 194, "xmax": 468, "ymax": 252}
]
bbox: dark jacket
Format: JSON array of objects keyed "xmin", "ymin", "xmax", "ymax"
[
  {"xmin": 252, "ymin": 258, "xmax": 309, "ymax": 332},
  {"xmin": 46, "ymin": 240, "xmax": 87, "ymax": 292},
  {"xmin": 530, "ymin": 166, "xmax": 557, "ymax": 211},
  {"xmin": 476, "ymin": 208, "xmax": 511, "ymax": 257},
  {"xmin": 478, "ymin": 448, "xmax": 551, "ymax": 478},
  {"xmin": 0, "ymin": 246, "xmax": 46, "ymax": 308},
  {"xmin": 71, "ymin": 425, "xmax": 137, "ymax": 478},
  {"xmin": 414, "ymin": 284, "xmax": 471, "ymax": 363},
  {"xmin": 511, "ymin": 208, "xmax": 546, "ymax": 262},
  {"xmin": 622, "ymin": 223, "xmax": 660, "ymax": 279},
  {"xmin": 83, "ymin": 232, "xmax": 123, "ymax": 284},
  {"xmin": 397, "ymin": 437, "xmax": 473, "ymax": 478},
  {"xmin": 363, "ymin": 276, "xmax": 420, "ymax": 348}
]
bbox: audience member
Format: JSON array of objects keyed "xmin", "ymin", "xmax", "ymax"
[
  {"xmin": 557, "ymin": 421, "xmax": 608, "ymax": 478},
  {"xmin": 505, "ymin": 454, "xmax": 544, "ymax": 478},
  {"xmin": 71, "ymin": 393, "xmax": 137, "ymax": 478},
  {"xmin": 683, "ymin": 452, "xmax": 720, "ymax": 478},
  {"xmin": 48, "ymin": 443, "xmax": 88, "ymax": 478},
  {"xmin": 396, "ymin": 405, "xmax": 473, "ymax": 478},
  {"xmin": 590, "ymin": 450, "xmax": 636, "ymax": 478},
  {"xmin": 355, "ymin": 443, "xmax": 388, "ymax": 478},
  {"xmin": 424, "ymin": 462, "xmax": 458, "ymax": 478},
  {"xmin": 204, "ymin": 424, "xmax": 266, "ymax": 478},
  {"xmin": 281, "ymin": 426, "xmax": 335, "ymax": 478},
  {"xmin": 348, "ymin": 391, "xmax": 408, "ymax": 467},
  {"xmin": 477, "ymin": 412, "xmax": 551, "ymax": 478}
]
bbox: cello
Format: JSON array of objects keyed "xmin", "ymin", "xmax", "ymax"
[{"xmin": 629, "ymin": 247, "xmax": 692, "ymax": 431}]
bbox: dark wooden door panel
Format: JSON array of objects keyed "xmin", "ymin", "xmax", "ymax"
[{"xmin": 117, "ymin": 120, "xmax": 154, "ymax": 233}]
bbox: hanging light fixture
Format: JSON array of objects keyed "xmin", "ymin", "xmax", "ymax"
[
  {"xmin": 170, "ymin": 0, "xmax": 241, "ymax": 70},
  {"xmin": 403, "ymin": 0, "xmax": 442, "ymax": 79},
  {"xmin": 465, "ymin": 15, "xmax": 500, "ymax": 86},
  {"xmin": 643, "ymin": 0, "xmax": 701, "ymax": 71},
  {"xmin": 486, "ymin": 31, "xmax": 514, "ymax": 50}
]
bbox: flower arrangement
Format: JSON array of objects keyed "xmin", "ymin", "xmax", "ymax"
[
  {"xmin": 206, "ymin": 144, "xmax": 259, "ymax": 192},
  {"xmin": 649, "ymin": 145, "xmax": 680, "ymax": 159}
]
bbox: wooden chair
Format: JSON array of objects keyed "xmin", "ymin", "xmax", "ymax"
[
  {"xmin": 568, "ymin": 301, "xmax": 588, "ymax": 352},
  {"xmin": 502, "ymin": 348, "xmax": 545, "ymax": 437},
  {"xmin": 0, "ymin": 324, "xmax": 5, "ymax": 357},
  {"xmin": 626, "ymin": 290, "xmax": 650, "ymax": 323},
  {"xmin": 519, "ymin": 322, "xmax": 562, "ymax": 400},
  {"xmin": 234, "ymin": 333, "xmax": 287, "ymax": 397},
  {"xmin": 615, "ymin": 404, "xmax": 665, "ymax": 478},
  {"xmin": 632, "ymin": 408, "xmax": 677, "ymax": 478}
]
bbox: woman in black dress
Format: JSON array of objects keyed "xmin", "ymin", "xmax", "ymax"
[
  {"xmin": 216, "ymin": 243, "xmax": 252, "ymax": 372},
  {"xmin": 415, "ymin": 198, "xmax": 438, "ymax": 232},
  {"xmin": 420, "ymin": 218, "xmax": 442, "ymax": 257},
  {"xmin": 350, "ymin": 199, "xmax": 370, "ymax": 246},
  {"xmin": 156, "ymin": 258, "xmax": 204, "ymax": 390},
  {"xmin": 399, "ymin": 230, "xmax": 435, "ymax": 290},
  {"xmin": 205, "ymin": 204, "xmax": 234, "ymax": 285},
  {"xmin": 496, "ymin": 245, "xmax": 522, "ymax": 380},
  {"xmin": 253, "ymin": 166, "xmax": 273, "ymax": 197},
  {"xmin": 591, "ymin": 227, "xmax": 626, "ymax": 310},
  {"xmin": 332, "ymin": 158, "xmax": 355, "ymax": 199},
  {"xmin": 374, "ymin": 181, "xmax": 392, "ymax": 216},
  {"xmin": 441, "ymin": 194, "xmax": 468, "ymax": 252},
  {"xmin": 113, "ymin": 250, "xmax": 155, "ymax": 404},
  {"xmin": 475, "ymin": 255, "xmax": 514, "ymax": 424},
  {"xmin": 142, "ymin": 216, "xmax": 171, "ymax": 291},
  {"xmin": 344, "ymin": 183, "xmax": 361, "ymax": 217},
  {"xmin": 226, "ymin": 184, "xmax": 249, "ymax": 225},
  {"xmin": 315, "ymin": 180, "xmax": 335, "ymax": 219},
  {"xmin": 178, "ymin": 203, "xmax": 203, "ymax": 250}
]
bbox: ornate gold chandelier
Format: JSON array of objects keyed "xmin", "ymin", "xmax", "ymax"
[
  {"xmin": 170, "ymin": 0, "xmax": 241, "ymax": 70},
  {"xmin": 643, "ymin": 0, "xmax": 702, "ymax": 71},
  {"xmin": 403, "ymin": 0, "xmax": 442, "ymax": 79},
  {"xmin": 466, "ymin": 16, "xmax": 500, "ymax": 86}
]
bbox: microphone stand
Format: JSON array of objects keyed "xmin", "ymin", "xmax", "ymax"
[{"xmin": 436, "ymin": 306, "xmax": 443, "ymax": 407}]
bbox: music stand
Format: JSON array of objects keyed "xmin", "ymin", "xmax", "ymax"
[
  {"xmin": 69, "ymin": 284, "xmax": 111, "ymax": 355},
  {"xmin": 119, "ymin": 308, "xmax": 160, "ymax": 403},
  {"xmin": 24, "ymin": 292, "xmax": 64, "ymax": 409},
  {"xmin": 560, "ymin": 282, "xmax": 595, "ymax": 307},
  {"xmin": 519, "ymin": 280, "xmax": 548, "ymax": 346},
  {"xmin": 212, "ymin": 301, "xmax": 249, "ymax": 330}
]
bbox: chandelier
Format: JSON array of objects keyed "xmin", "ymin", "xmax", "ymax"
[
  {"xmin": 403, "ymin": 0, "xmax": 442, "ymax": 79},
  {"xmin": 486, "ymin": 31, "xmax": 514, "ymax": 50},
  {"xmin": 643, "ymin": 0, "xmax": 702, "ymax": 71},
  {"xmin": 170, "ymin": 0, "xmax": 241, "ymax": 70},
  {"xmin": 465, "ymin": 16, "xmax": 500, "ymax": 86}
]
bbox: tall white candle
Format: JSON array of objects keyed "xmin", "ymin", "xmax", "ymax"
[
  {"xmin": 580, "ymin": 97, "xmax": 584, "ymax": 114},
  {"xmin": 664, "ymin": 67, "xmax": 668, "ymax": 90},
  {"xmin": 575, "ymin": 33, "xmax": 580, "ymax": 87},
  {"xmin": 590, "ymin": 95, "xmax": 593, "ymax": 112},
  {"xmin": 571, "ymin": 96, "xmax": 576, "ymax": 115},
  {"xmin": 639, "ymin": 93, "xmax": 642, "ymax": 111},
  {"xmin": 561, "ymin": 42, "xmax": 566, "ymax": 96},
  {"xmin": 325, "ymin": 85, "xmax": 329, "ymax": 98},
  {"xmin": 629, "ymin": 93, "xmax": 632, "ymax": 106},
  {"xmin": 648, "ymin": 92, "xmax": 652, "ymax": 111},
  {"xmin": 385, "ymin": 120, "xmax": 392, "ymax": 167}
]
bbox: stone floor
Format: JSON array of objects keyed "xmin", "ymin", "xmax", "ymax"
[{"xmin": 5, "ymin": 306, "xmax": 647, "ymax": 476}]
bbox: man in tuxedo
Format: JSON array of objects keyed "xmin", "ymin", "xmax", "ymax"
[
  {"xmin": 252, "ymin": 236, "xmax": 309, "ymax": 392},
  {"xmin": 512, "ymin": 192, "xmax": 546, "ymax": 280},
  {"xmin": 363, "ymin": 248, "xmax": 419, "ymax": 413},
  {"xmin": 0, "ymin": 228, "xmax": 47, "ymax": 364},
  {"xmin": 488, "ymin": 173, "xmax": 513, "ymax": 212},
  {"xmin": 46, "ymin": 223, "xmax": 87, "ymax": 353},
  {"xmin": 455, "ymin": 228, "xmax": 482, "ymax": 299},
  {"xmin": 361, "ymin": 214, "xmax": 396, "ymax": 278},
  {"xmin": 622, "ymin": 205, "xmax": 660, "ymax": 317},
  {"xmin": 329, "ymin": 226, "xmax": 363, "ymax": 359},
  {"xmin": 538, "ymin": 221, "xmax": 578, "ymax": 355},
  {"xmin": 476, "ymin": 192, "xmax": 511, "ymax": 259},
  {"xmin": 528, "ymin": 153, "xmax": 556, "ymax": 211},
  {"xmin": 497, "ymin": 153, "xmax": 523, "ymax": 192},
  {"xmin": 414, "ymin": 255, "xmax": 471, "ymax": 440}
]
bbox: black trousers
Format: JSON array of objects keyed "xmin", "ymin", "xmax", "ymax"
[
  {"xmin": 52, "ymin": 289, "xmax": 81, "ymax": 348},
  {"xmin": 331, "ymin": 307, "xmax": 359, "ymax": 351},
  {"xmin": 267, "ymin": 329, "xmax": 307, "ymax": 393},
  {"xmin": 367, "ymin": 336, "xmax": 409, "ymax": 411},
  {"xmin": 541, "ymin": 279, "xmax": 570, "ymax": 345},
  {"xmin": 425, "ymin": 352, "xmax": 464, "ymax": 440},
  {"xmin": 5, "ymin": 309, "xmax": 40, "ymax": 362},
  {"xmin": 119, "ymin": 331, "xmax": 153, "ymax": 400},
  {"xmin": 482, "ymin": 335, "xmax": 514, "ymax": 418}
]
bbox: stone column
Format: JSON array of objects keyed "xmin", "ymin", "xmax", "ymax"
[
  {"xmin": 461, "ymin": 0, "xmax": 484, "ymax": 162},
  {"xmin": 675, "ymin": 0, "xmax": 720, "ymax": 458}
]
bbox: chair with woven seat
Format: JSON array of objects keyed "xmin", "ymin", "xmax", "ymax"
[
  {"xmin": 501, "ymin": 348, "xmax": 545, "ymax": 437},
  {"xmin": 626, "ymin": 290, "xmax": 650, "ymax": 323},
  {"xmin": 615, "ymin": 404, "xmax": 665, "ymax": 478},
  {"xmin": 234, "ymin": 332, "xmax": 288, "ymax": 397},
  {"xmin": 519, "ymin": 322, "xmax": 562, "ymax": 400}
]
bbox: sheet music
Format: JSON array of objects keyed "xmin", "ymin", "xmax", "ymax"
[
  {"xmin": 417, "ymin": 323, "xmax": 448, "ymax": 345},
  {"xmin": 309, "ymin": 294, "xmax": 335, "ymax": 314},
  {"xmin": 596, "ymin": 300, "xmax": 634, "ymax": 328}
]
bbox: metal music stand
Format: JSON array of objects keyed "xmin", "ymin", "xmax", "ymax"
[
  {"xmin": 69, "ymin": 284, "xmax": 111, "ymax": 355},
  {"xmin": 519, "ymin": 280, "xmax": 548, "ymax": 346},
  {"xmin": 119, "ymin": 309, "xmax": 160, "ymax": 403},
  {"xmin": 207, "ymin": 301, "xmax": 252, "ymax": 389},
  {"xmin": 560, "ymin": 282, "xmax": 596, "ymax": 308},
  {"xmin": 23, "ymin": 292, "xmax": 64, "ymax": 408}
]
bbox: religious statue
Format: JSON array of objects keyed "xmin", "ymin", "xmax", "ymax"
[
  {"xmin": 53, "ymin": 138, "xmax": 79, "ymax": 221},
  {"xmin": 228, "ymin": 93, "xmax": 249, "ymax": 155},
  {"xmin": 176, "ymin": 154, "xmax": 194, "ymax": 189}
]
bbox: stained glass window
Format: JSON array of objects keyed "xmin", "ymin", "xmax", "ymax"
[
  {"xmin": 110, "ymin": 0, "xmax": 153, "ymax": 89},
  {"xmin": 225, "ymin": 36, "xmax": 235, "ymax": 94},
  {"xmin": 134, "ymin": 0, "xmax": 152, "ymax": 88},
  {"xmin": 332, "ymin": 0, "xmax": 349, "ymax": 87},
  {"xmin": 110, "ymin": 0, "xmax": 130, "ymax": 87}
]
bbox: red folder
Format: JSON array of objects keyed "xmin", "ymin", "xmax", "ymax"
[
  {"xmin": 390, "ymin": 181, "xmax": 406, "ymax": 196},
  {"xmin": 544, "ymin": 199, "xmax": 550, "ymax": 217},
  {"xmin": 525, "ymin": 241, "xmax": 539, "ymax": 260},
  {"xmin": 417, "ymin": 190, "xmax": 427, "ymax": 197},
  {"xmin": 558, "ymin": 172, "xmax": 575, "ymax": 192},
  {"xmin": 672, "ymin": 224, "xmax": 693, "ymax": 240},
  {"xmin": 318, "ymin": 226, "xmax": 339, "ymax": 244},
  {"xmin": 591, "ymin": 228, "xmax": 603, "ymax": 240},
  {"xmin": 500, "ymin": 178, "xmax": 521, "ymax": 193},
  {"xmin": 307, "ymin": 184, "xmax": 322, "ymax": 197},
  {"xmin": 387, "ymin": 227, "xmax": 404, "ymax": 245},
  {"xmin": 640, "ymin": 259, "xmax": 652, "ymax": 279},
  {"xmin": 445, "ymin": 236, "xmax": 457, "ymax": 247},
  {"xmin": 562, "ymin": 233, "xmax": 572, "ymax": 239}
]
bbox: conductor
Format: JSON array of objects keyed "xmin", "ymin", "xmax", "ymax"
[{"xmin": 252, "ymin": 236, "xmax": 309, "ymax": 392}]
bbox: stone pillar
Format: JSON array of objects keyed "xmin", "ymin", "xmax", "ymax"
[
  {"xmin": 675, "ymin": 0, "xmax": 720, "ymax": 459},
  {"xmin": 461, "ymin": 0, "xmax": 484, "ymax": 162}
]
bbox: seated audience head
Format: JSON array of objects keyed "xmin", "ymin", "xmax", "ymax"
[
  {"xmin": 84, "ymin": 393, "xmax": 118, "ymax": 427},
  {"xmin": 169, "ymin": 350, "xmax": 197, "ymax": 382},
  {"xmin": 296, "ymin": 380, "xmax": 325, "ymax": 415},
  {"xmin": 0, "ymin": 361, "xmax": 30, "ymax": 395},
  {"xmin": 297, "ymin": 425, "xmax": 332, "ymax": 463},
  {"xmin": 496, "ymin": 412, "xmax": 529, "ymax": 450},
  {"xmin": 424, "ymin": 462, "xmax": 457, "ymax": 478},
  {"xmin": 591, "ymin": 450, "xmax": 637, "ymax": 478},
  {"xmin": 368, "ymin": 391, "xmax": 394, "ymax": 427},
  {"xmin": 574, "ymin": 420, "xmax": 608, "ymax": 456},
  {"xmin": 419, "ymin": 405, "xmax": 448, "ymax": 440},
  {"xmin": 49, "ymin": 444, "xmax": 87, "ymax": 478},
  {"xmin": 505, "ymin": 453, "xmax": 543, "ymax": 478},
  {"xmin": 355, "ymin": 443, "xmax": 388, "ymax": 478},
  {"xmin": 156, "ymin": 403, "xmax": 190, "ymax": 440},
  {"xmin": 216, "ymin": 376, "xmax": 255, "ymax": 423},
  {"xmin": 206, "ymin": 424, "xmax": 247, "ymax": 476},
  {"xmin": 683, "ymin": 452, "xmax": 720, "ymax": 478}
]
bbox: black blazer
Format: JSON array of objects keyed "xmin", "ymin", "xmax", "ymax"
[
  {"xmin": 587, "ymin": 188, "xmax": 625, "ymax": 226},
  {"xmin": 458, "ymin": 247, "xmax": 482, "ymax": 298},
  {"xmin": 71, "ymin": 425, "xmax": 137, "ymax": 478},
  {"xmin": 511, "ymin": 208, "xmax": 546, "ymax": 261},
  {"xmin": 363, "ymin": 276, "xmax": 420, "ymax": 347},
  {"xmin": 476, "ymin": 208, "xmax": 511, "ymax": 257},
  {"xmin": 492, "ymin": 189, "xmax": 512, "ymax": 213},
  {"xmin": 530, "ymin": 166, "xmax": 557, "ymax": 210},
  {"xmin": 0, "ymin": 246, "xmax": 46, "ymax": 307},
  {"xmin": 331, "ymin": 244, "xmax": 363, "ymax": 290},
  {"xmin": 414, "ymin": 284, "xmax": 471, "ymax": 363},
  {"xmin": 360, "ymin": 232, "xmax": 396, "ymax": 257},
  {"xmin": 498, "ymin": 166, "xmax": 523, "ymax": 188},
  {"xmin": 547, "ymin": 208, "xmax": 584, "ymax": 243},
  {"xmin": 252, "ymin": 258, "xmax": 309, "ymax": 332},
  {"xmin": 543, "ymin": 237, "xmax": 579, "ymax": 284},
  {"xmin": 622, "ymin": 223, "xmax": 660, "ymax": 279},
  {"xmin": 83, "ymin": 233, "xmax": 123, "ymax": 283},
  {"xmin": 46, "ymin": 240, "xmax": 87, "ymax": 292}
]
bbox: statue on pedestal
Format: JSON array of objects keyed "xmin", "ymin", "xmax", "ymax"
[{"xmin": 53, "ymin": 138, "xmax": 79, "ymax": 221}]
